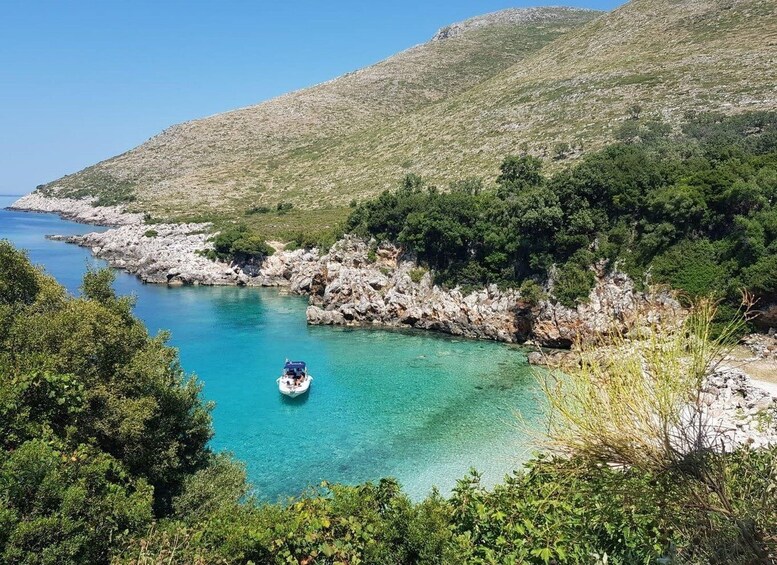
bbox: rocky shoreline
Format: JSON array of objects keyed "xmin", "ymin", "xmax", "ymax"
[
  {"xmin": 12, "ymin": 193, "xmax": 682, "ymax": 348},
  {"xmin": 296, "ymin": 237, "xmax": 681, "ymax": 349},
  {"xmin": 9, "ymin": 193, "xmax": 777, "ymax": 448},
  {"xmin": 702, "ymin": 367, "xmax": 777, "ymax": 450},
  {"xmin": 10, "ymin": 192, "xmax": 144, "ymax": 226}
]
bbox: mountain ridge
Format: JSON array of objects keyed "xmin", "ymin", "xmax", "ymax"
[
  {"xmin": 37, "ymin": 1, "xmax": 777, "ymax": 238},
  {"xmin": 38, "ymin": 7, "xmax": 601, "ymax": 225}
]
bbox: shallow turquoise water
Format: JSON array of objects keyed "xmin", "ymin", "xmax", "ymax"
[{"xmin": 0, "ymin": 196, "xmax": 544, "ymax": 500}]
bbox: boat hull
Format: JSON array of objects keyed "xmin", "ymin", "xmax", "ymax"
[{"xmin": 277, "ymin": 375, "xmax": 312, "ymax": 397}]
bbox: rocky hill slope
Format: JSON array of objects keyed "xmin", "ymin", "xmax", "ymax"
[
  {"xmin": 35, "ymin": 1, "xmax": 777, "ymax": 236},
  {"xmin": 39, "ymin": 7, "xmax": 597, "ymax": 226}
]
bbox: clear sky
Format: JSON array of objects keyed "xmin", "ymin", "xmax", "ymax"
[{"xmin": 0, "ymin": 0, "xmax": 623, "ymax": 195}]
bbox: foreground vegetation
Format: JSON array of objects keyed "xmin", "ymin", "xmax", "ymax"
[
  {"xmin": 348, "ymin": 112, "xmax": 777, "ymax": 311},
  {"xmin": 1, "ymin": 241, "xmax": 776, "ymax": 563}
]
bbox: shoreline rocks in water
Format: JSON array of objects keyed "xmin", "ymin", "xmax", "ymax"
[
  {"xmin": 49, "ymin": 224, "xmax": 245, "ymax": 286},
  {"xmin": 298, "ymin": 236, "xmax": 681, "ymax": 348},
  {"xmin": 49, "ymin": 223, "xmax": 321, "ymax": 287}
]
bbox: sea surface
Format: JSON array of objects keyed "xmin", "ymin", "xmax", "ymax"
[{"xmin": 0, "ymin": 195, "xmax": 545, "ymax": 500}]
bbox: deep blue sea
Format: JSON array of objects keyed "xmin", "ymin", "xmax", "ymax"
[{"xmin": 0, "ymin": 195, "xmax": 544, "ymax": 500}]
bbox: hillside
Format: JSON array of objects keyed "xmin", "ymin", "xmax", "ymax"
[
  {"xmin": 370, "ymin": 0, "xmax": 777, "ymax": 183},
  {"xmin": 38, "ymin": 1, "xmax": 777, "ymax": 237},
  {"xmin": 40, "ymin": 8, "xmax": 597, "ymax": 226}
]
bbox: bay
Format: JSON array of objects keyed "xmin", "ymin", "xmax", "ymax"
[{"xmin": 0, "ymin": 195, "xmax": 543, "ymax": 500}]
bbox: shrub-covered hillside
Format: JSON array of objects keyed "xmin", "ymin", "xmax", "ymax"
[
  {"xmin": 1, "ymin": 240, "xmax": 776, "ymax": 563},
  {"xmin": 347, "ymin": 112, "xmax": 777, "ymax": 311}
]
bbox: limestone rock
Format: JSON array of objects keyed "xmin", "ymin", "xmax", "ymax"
[
  {"xmin": 11, "ymin": 193, "xmax": 143, "ymax": 226},
  {"xmin": 701, "ymin": 367, "xmax": 777, "ymax": 451}
]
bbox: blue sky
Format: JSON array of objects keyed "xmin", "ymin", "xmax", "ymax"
[{"xmin": 0, "ymin": 0, "xmax": 623, "ymax": 195}]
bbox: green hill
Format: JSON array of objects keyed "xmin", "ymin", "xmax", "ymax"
[{"xmin": 38, "ymin": 1, "xmax": 777, "ymax": 238}]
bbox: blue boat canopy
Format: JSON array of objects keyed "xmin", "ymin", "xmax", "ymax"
[{"xmin": 284, "ymin": 361, "xmax": 306, "ymax": 370}]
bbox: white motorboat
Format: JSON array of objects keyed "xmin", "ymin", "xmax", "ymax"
[{"xmin": 277, "ymin": 360, "xmax": 312, "ymax": 397}]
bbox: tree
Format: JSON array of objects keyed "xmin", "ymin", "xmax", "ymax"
[
  {"xmin": 210, "ymin": 224, "xmax": 274, "ymax": 262},
  {"xmin": 496, "ymin": 155, "xmax": 544, "ymax": 197},
  {"xmin": 0, "ymin": 241, "xmax": 40, "ymax": 307}
]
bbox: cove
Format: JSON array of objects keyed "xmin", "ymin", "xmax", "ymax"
[{"xmin": 0, "ymin": 196, "xmax": 544, "ymax": 500}]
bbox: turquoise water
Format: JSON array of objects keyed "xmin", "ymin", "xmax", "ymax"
[{"xmin": 0, "ymin": 196, "xmax": 544, "ymax": 500}]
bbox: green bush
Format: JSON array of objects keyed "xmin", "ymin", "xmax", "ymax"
[
  {"xmin": 651, "ymin": 239, "xmax": 730, "ymax": 297},
  {"xmin": 0, "ymin": 240, "xmax": 40, "ymax": 307},
  {"xmin": 553, "ymin": 262, "xmax": 596, "ymax": 307},
  {"xmin": 0, "ymin": 242, "xmax": 212, "ymax": 562},
  {"xmin": 519, "ymin": 279, "xmax": 546, "ymax": 306},
  {"xmin": 276, "ymin": 201, "xmax": 294, "ymax": 214},
  {"xmin": 210, "ymin": 224, "xmax": 274, "ymax": 262},
  {"xmin": 245, "ymin": 205, "xmax": 271, "ymax": 215},
  {"xmin": 143, "ymin": 229, "xmax": 158, "ymax": 238},
  {"xmin": 346, "ymin": 111, "xmax": 777, "ymax": 310},
  {"xmin": 409, "ymin": 267, "xmax": 427, "ymax": 283}
]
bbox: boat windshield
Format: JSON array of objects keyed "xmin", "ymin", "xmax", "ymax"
[{"xmin": 283, "ymin": 360, "xmax": 306, "ymax": 378}]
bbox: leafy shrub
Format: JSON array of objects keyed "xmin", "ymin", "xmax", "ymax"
[
  {"xmin": 286, "ymin": 224, "xmax": 345, "ymax": 252},
  {"xmin": 210, "ymin": 224, "xmax": 274, "ymax": 262},
  {"xmin": 0, "ymin": 241, "xmax": 40, "ymax": 306},
  {"xmin": 519, "ymin": 279, "xmax": 546, "ymax": 306},
  {"xmin": 450, "ymin": 459, "xmax": 674, "ymax": 564},
  {"xmin": 93, "ymin": 186, "xmax": 136, "ymax": 207},
  {"xmin": 143, "ymin": 229, "xmax": 158, "ymax": 238},
  {"xmin": 409, "ymin": 267, "xmax": 427, "ymax": 283},
  {"xmin": 0, "ymin": 246, "xmax": 212, "ymax": 562},
  {"xmin": 276, "ymin": 202, "xmax": 294, "ymax": 214},
  {"xmin": 553, "ymin": 262, "xmax": 596, "ymax": 307},
  {"xmin": 245, "ymin": 205, "xmax": 271, "ymax": 215},
  {"xmin": 651, "ymin": 239, "xmax": 729, "ymax": 297}
]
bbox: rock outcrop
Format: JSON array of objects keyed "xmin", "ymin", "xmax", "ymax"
[
  {"xmin": 11, "ymin": 193, "xmax": 143, "ymax": 226},
  {"xmin": 51, "ymin": 223, "xmax": 243, "ymax": 285},
  {"xmin": 300, "ymin": 237, "xmax": 527, "ymax": 342},
  {"xmin": 299, "ymin": 237, "xmax": 681, "ymax": 348},
  {"xmin": 52, "ymin": 222, "xmax": 320, "ymax": 287},
  {"xmin": 703, "ymin": 368, "xmax": 777, "ymax": 450},
  {"xmin": 431, "ymin": 7, "xmax": 595, "ymax": 41}
]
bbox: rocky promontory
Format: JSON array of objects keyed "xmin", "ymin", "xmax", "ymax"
[
  {"xmin": 49, "ymin": 221, "xmax": 320, "ymax": 287},
  {"xmin": 50, "ymin": 223, "xmax": 246, "ymax": 286},
  {"xmin": 12, "ymin": 194, "xmax": 681, "ymax": 348},
  {"xmin": 297, "ymin": 237, "xmax": 680, "ymax": 348},
  {"xmin": 10, "ymin": 192, "xmax": 143, "ymax": 226}
]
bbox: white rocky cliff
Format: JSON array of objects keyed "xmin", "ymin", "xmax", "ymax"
[{"xmin": 297, "ymin": 237, "xmax": 680, "ymax": 348}]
